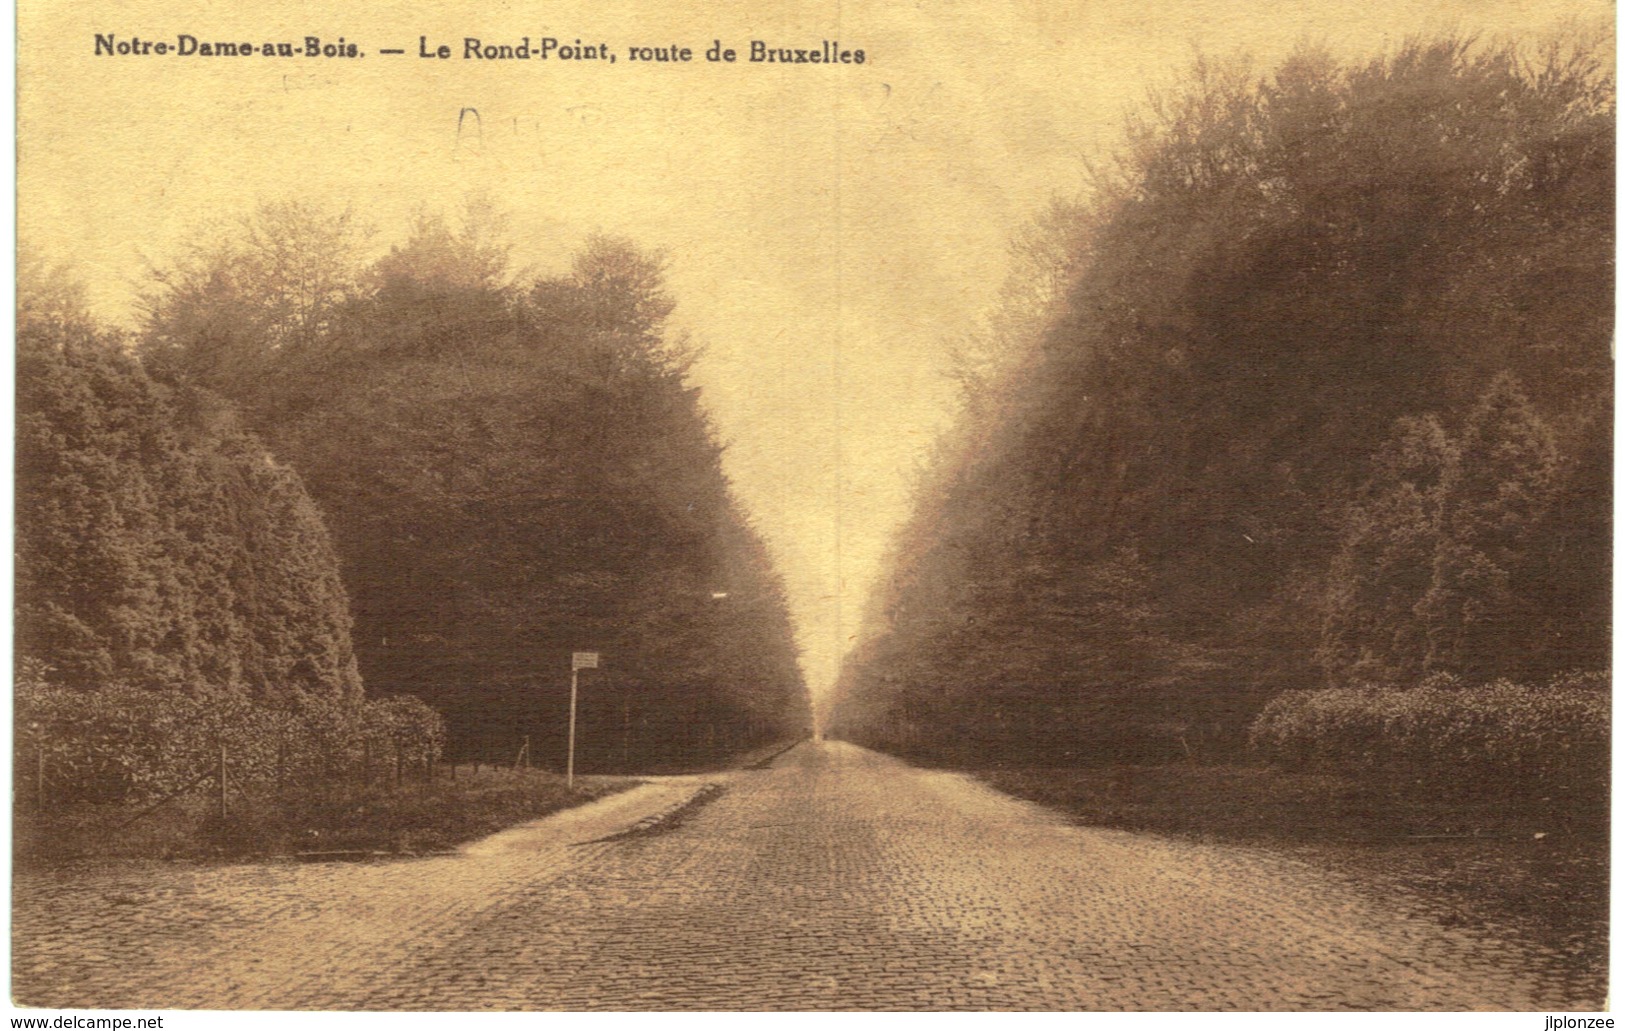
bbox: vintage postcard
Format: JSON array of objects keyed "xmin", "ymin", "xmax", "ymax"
[{"xmin": 11, "ymin": 0, "xmax": 1614, "ymax": 1016}]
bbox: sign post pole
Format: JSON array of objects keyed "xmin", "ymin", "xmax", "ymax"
[
  {"xmin": 568, "ymin": 652, "xmax": 599, "ymax": 788},
  {"xmin": 567, "ymin": 667, "xmax": 578, "ymax": 788}
]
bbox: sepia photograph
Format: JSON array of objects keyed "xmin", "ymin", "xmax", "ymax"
[{"xmin": 10, "ymin": 0, "xmax": 1614, "ymax": 1015}]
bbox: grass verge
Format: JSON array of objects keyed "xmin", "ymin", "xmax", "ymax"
[
  {"xmin": 14, "ymin": 765, "xmax": 634, "ymax": 868},
  {"xmin": 600, "ymin": 736, "xmax": 809, "ymax": 776},
  {"xmin": 976, "ymin": 762, "xmax": 1607, "ymax": 992}
]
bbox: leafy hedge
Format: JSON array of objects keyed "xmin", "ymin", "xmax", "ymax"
[
  {"xmin": 1249, "ymin": 672, "xmax": 1609, "ymax": 781},
  {"xmin": 15, "ymin": 679, "xmax": 445, "ymax": 804}
]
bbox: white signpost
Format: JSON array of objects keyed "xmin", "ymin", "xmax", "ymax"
[{"xmin": 568, "ymin": 652, "xmax": 599, "ymax": 786}]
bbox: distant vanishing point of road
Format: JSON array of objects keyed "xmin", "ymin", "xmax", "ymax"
[{"xmin": 12, "ymin": 741, "xmax": 1590, "ymax": 1010}]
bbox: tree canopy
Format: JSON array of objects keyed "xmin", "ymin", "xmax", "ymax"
[
  {"xmin": 826, "ymin": 38, "xmax": 1612, "ymax": 764},
  {"xmin": 140, "ymin": 206, "xmax": 810, "ymax": 764}
]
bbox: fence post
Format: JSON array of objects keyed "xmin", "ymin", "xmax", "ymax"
[
  {"xmin": 219, "ymin": 742, "xmax": 228, "ymax": 821},
  {"xmin": 363, "ymin": 739, "xmax": 372, "ymax": 789}
]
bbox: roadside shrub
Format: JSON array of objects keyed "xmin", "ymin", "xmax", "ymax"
[{"xmin": 1249, "ymin": 671, "xmax": 1609, "ymax": 784}]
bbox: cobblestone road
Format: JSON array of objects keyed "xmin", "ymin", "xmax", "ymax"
[{"xmin": 12, "ymin": 741, "xmax": 1594, "ymax": 1010}]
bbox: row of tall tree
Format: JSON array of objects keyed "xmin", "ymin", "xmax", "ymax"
[
  {"xmin": 825, "ymin": 38, "xmax": 1611, "ymax": 764},
  {"xmin": 21, "ymin": 202, "xmax": 811, "ymax": 767}
]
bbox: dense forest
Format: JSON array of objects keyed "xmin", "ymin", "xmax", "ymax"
[
  {"xmin": 825, "ymin": 39, "xmax": 1612, "ymax": 765},
  {"xmin": 19, "ymin": 204, "xmax": 810, "ymax": 771},
  {"xmin": 136, "ymin": 201, "xmax": 810, "ymax": 764}
]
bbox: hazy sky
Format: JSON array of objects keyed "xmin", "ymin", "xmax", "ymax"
[{"xmin": 19, "ymin": 0, "xmax": 1610, "ymax": 706}]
